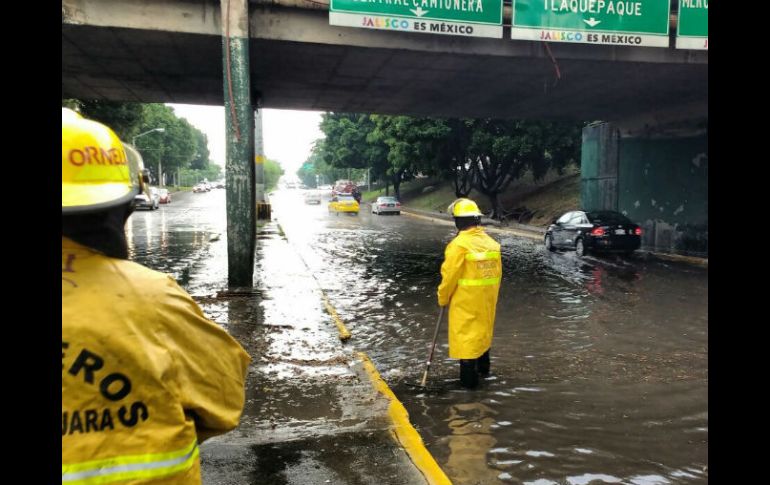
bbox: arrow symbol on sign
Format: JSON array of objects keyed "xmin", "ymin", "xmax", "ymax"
[
  {"xmin": 410, "ymin": 7, "xmax": 428, "ymax": 17},
  {"xmin": 583, "ymin": 17, "xmax": 601, "ymax": 27}
]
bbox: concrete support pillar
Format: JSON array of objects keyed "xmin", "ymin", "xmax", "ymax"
[
  {"xmin": 254, "ymin": 104, "xmax": 272, "ymax": 219},
  {"xmin": 581, "ymin": 120, "xmax": 708, "ymax": 257},
  {"xmin": 221, "ymin": 0, "xmax": 255, "ymax": 287}
]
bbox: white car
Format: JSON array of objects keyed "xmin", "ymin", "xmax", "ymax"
[
  {"xmin": 304, "ymin": 191, "xmax": 322, "ymax": 205},
  {"xmin": 371, "ymin": 196, "xmax": 401, "ymax": 215},
  {"xmin": 134, "ymin": 186, "xmax": 160, "ymax": 210}
]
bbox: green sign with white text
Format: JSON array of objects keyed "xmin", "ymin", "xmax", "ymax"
[
  {"xmin": 511, "ymin": 0, "xmax": 671, "ymax": 47},
  {"xmin": 329, "ymin": 0, "xmax": 504, "ymax": 38},
  {"xmin": 676, "ymin": 0, "xmax": 707, "ymax": 50}
]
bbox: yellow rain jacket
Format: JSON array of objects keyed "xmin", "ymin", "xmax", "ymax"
[
  {"xmin": 437, "ymin": 226, "xmax": 502, "ymax": 359},
  {"xmin": 62, "ymin": 237, "xmax": 251, "ymax": 485}
]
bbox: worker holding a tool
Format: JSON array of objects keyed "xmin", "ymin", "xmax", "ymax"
[{"xmin": 437, "ymin": 198, "xmax": 502, "ymax": 389}]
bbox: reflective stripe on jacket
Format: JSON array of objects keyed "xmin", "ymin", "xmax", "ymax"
[
  {"xmin": 437, "ymin": 227, "xmax": 502, "ymax": 359},
  {"xmin": 62, "ymin": 237, "xmax": 251, "ymax": 484}
]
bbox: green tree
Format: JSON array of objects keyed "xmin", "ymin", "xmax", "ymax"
[
  {"xmin": 264, "ymin": 159, "xmax": 284, "ymax": 192},
  {"xmin": 318, "ymin": 113, "xmax": 390, "ymax": 190},
  {"xmin": 133, "ymin": 104, "xmax": 210, "ymax": 184},
  {"xmin": 297, "ymin": 161, "xmax": 316, "ymax": 188},
  {"xmin": 466, "ymin": 119, "xmax": 584, "ymax": 219},
  {"xmin": 304, "ymin": 143, "xmax": 349, "ymax": 187},
  {"xmin": 370, "ymin": 115, "xmax": 450, "ymax": 199},
  {"xmin": 433, "ymin": 119, "xmax": 476, "ymax": 197},
  {"xmin": 189, "ymin": 130, "xmax": 211, "ymax": 171}
]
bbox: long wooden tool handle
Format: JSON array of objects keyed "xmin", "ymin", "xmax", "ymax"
[{"xmin": 420, "ymin": 307, "xmax": 445, "ymax": 387}]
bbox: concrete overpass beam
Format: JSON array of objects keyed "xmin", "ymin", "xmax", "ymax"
[{"xmin": 222, "ymin": 0, "xmax": 256, "ymax": 287}]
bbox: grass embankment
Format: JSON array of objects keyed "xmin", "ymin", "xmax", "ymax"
[{"xmin": 391, "ymin": 167, "xmax": 581, "ymax": 228}]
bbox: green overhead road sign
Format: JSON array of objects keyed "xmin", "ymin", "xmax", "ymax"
[
  {"xmin": 676, "ymin": 0, "xmax": 707, "ymax": 50},
  {"xmin": 511, "ymin": 0, "xmax": 672, "ymax": 47},
  {"xmin": 329, "ymin": 0, "xmax": 504, "ymax": 39}
]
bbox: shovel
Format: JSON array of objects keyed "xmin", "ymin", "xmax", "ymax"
[{"xmin": 405, "ymin": 306, "xmax": 446, "ymax": 391}]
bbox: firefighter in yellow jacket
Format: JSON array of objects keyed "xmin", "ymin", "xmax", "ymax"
[
  {"xmin": 62, "ymin": 108, "xmax": 251, "ymax": 484},
  {"xmin": 437, "ymin": 198, "xmax": 502, "ymax": 389}
]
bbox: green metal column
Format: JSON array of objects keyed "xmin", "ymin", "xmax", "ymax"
[
  {"xmin": 581, "ymin": 122, "xmax": 619, "ymax": 212},
  {"xmin": 221, "ymin": 0, "xmax": 255, "ymax": 287}
]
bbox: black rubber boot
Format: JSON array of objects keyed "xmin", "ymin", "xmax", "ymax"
[
  {"xmin": 477, "ymin": 349, "xmax": 491, "ymax": 376},
  {"xmin": 460, "ymin": 359, "xmax": 479, "ymax": 388}
]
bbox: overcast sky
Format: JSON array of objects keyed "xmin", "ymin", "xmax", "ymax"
[{"xmin": 167, "ymin": 104, "xmax": 324, "ymax": 177}]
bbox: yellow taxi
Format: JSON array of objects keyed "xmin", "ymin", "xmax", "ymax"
[{"xmin": 328, "ymin": 194, "xmax": 359, "ymax": 215}]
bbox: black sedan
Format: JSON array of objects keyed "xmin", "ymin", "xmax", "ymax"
[{"xmin": 545, "ymin": 210, "xmax": 642, "ymax": 257}]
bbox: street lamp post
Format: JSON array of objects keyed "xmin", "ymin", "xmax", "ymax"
[{"xmin": 133, "ymin": 128, "xmax": 165, "ymax": 186}]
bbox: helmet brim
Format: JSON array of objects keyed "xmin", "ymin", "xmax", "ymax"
[{"xmin": 62, "ymin": 183, "xmax": 138, "ymax": 215}]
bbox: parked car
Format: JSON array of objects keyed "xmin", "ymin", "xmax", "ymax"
[
  {"xmin": 328, "ymin": 194, "xmax": 359, "ymax": 215},
  {"xmin": 545, "ymin": 210, "xmax": 642, "ymax": 257},
  {"xmin": 304, "ymin": 191, "xmax": 322, "ymax": 205},
  {"xmin": 371, "ymin": 196, "xmax": 401, "ymax": 215},
  {"xmin": 158, "ymin": 188, "xmax": 171, "ymax": 204},
  {"xmin": 134, "ymin": 186, "xmax": 160, "ymax": 210}
]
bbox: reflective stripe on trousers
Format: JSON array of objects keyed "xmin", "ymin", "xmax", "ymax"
[{"xmin": 62, "ymin": 440, "xmax": 199, "ymax": 485}]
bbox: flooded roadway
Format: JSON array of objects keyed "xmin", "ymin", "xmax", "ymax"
[{"xmin": 128, "ymin": 188, "xmax": 708, "ymax": 485}]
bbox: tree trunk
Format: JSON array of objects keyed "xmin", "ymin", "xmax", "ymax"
[
  {"xmin": 453, "ymin": 161, "xmax": 473, "ymax": 197},
  {"xmin": 393, "ymin": 169, "xmax": 405, "ymax": 200},
  {"xmin": 385, "ymin": 180, "xmax": 390, "ymax": 196},
  {"xmin": 488, "ymin": 192, "xmax": 501, "ymax": 220}
]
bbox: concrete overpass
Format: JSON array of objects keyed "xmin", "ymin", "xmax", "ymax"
[{"xmin": 62, "ymin": 0, "xmax": 706, "ymax": 122}]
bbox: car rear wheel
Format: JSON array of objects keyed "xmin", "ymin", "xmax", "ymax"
[
  {"xmin": 575, "ymin": 239, "xmax": 587, "ymax": 257},
  {"xmin": 545, "ymin": 234, "xmax": 555, "ymax": 252}
]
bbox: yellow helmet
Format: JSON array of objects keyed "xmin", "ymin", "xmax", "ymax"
[
  {"xmin": 62, "ymin": 108, "xmax": 140, "ymax": 214},
  {"xmin": 448, "ymin": 198, "xmax": 483, "ymax": 217}
]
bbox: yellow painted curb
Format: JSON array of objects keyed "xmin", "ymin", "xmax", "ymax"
[
  {"xmin": 401, "ymin": 211, "xmax": 454, "ymax": 226},
  {"xmin": 485, "ymin": 225, "xmax": 542, "ymax": 241},
  {"xmin": 402, "ymin": 210, "xmax": 542, "ymax": 240},
  {"xmin": 357, "ymin": 352, "xmax": 452, "ymax": 485},
  {"xmin": 652, "ymin": 252, "xmax": 708, "ymax": 267},
  {"xmin": 321, "ymin": 292, "xmax": 352, "ymax": 341}
]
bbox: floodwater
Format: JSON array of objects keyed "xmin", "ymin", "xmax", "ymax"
[{"xmin": 128, "ymin": 188, "xmax": 708, "ymax": 485}]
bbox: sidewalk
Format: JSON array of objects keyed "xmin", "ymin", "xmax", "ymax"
[{"xmin": 194, "ymin": 221, "xmax": 449, "ymax": 485}]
